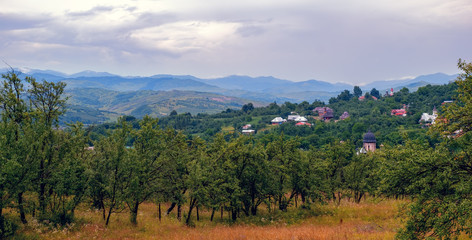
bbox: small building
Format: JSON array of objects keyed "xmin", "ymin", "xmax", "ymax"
[
  {"xmin": 391, "ymin": 109, "xmax": 407, "ymax": 116},
  {"xmin": 358, "ymin": 131, "xmax": 377, "ymax": 154},
  {"xmin": 242, "ymin": 129, "xmax": 255, "ymax": 135},
  {"xmin": 339, "ymin": 111, "xmax": 350, "ymax": 120},
  {"xmin": 242, "ymin": 124, "xmax": 252, "ymax": 130},
  {"xmin": 295, "ymin": 122, "xmax": 311, "ymax": 126},
  {"xmin": 271, "ymin": 117, "xmax": 287, "ymax": 125},
  {"xmin": 419, "ymin": 106, "xmax": 438, "ymax": 124},
  {"xmin": 363, "ymin": 131, "xmax": 377, "ymax": 152},
  {"xmin": 294, "ymin": 116, "xmax": 308, "ymax": 122},
  {"xmin": 313, "ymin": 107, "xmax": 330, "ymax": 116},
  {"xmin": 288, "ymin": 114, "xmax": 301, "ymax": 121},
  {"xmin": 391, "ymin": 104, "xmax": 408, "ymax": 116},
  {"xmin": 323, "ymin": 108, "xmax": 334, "ymax": 121}
]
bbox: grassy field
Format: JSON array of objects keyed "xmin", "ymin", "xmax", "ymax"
[{"xmin": 12, "ymin": 198, "xmax": 406, "ymax": 240}]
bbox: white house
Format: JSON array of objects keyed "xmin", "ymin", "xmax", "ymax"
[
  {"xmin": 294, "ymin": 116, "xmax": 308, "ymax": 122},
  {"xmin": 419, "ymin": 107, "xmax": 438, "ymax": 124},
  {"xmin": 287, "ymin": 115, "xmax": 301, "ymax": 121},
  {"xmin": 271, "ymin": 117, "xmax": 287, "ymax": 125}
]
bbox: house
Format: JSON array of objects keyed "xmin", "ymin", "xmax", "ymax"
[
  {"xmin": 391, "ymin": 109, "xmax": 407, "ymax": 116},
  {"xmin": 339, "ymin": 111, "xmax": 350, "ymax": 120},
  {"xmin": 313, "ymin": 107, "xmax": 334, "ymax": 121},
  {"xmin": 271, "ymin": 117, "xmax": 286, "ymax": 125},
  {"xmin": 419, "ymin": 106, "xmax": 438, "ymax": 124},
  {"xmin": 391, "ymin": 104, "xmax": 408, "ymax": 116},
  {"xmin": 242, "ymin": 129, "xmax": 255, "ymax": 135},
  {"xmin": 323, "ymin": 108, "xmax": 334, "ymax": 121},
  {"xmin": 242, "ymin": 124, "xmax": 252, "ymax": 130},
  {"xmin": 287, "ymin": 114, "xmax": 301, "ymax": 121},
  {"xmin": 295, "ymin": 122, "xmax": 311, "ymax": 126},
  {"xmin": 358, "ymin": 131, "xmax": 377, "ymax": 154},
  {"xmin": 294, "ymin": 116, "xmax": 308, "ymax": 122}
]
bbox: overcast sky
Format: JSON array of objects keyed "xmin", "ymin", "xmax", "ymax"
[{"xmin": 1, "ymin": 0, "xmax": 471, "ymax": 84}]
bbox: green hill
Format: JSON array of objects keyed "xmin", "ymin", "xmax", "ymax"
[{"xmin": 62, "ymin": 88, "xmax": 267, "ymax": 124}]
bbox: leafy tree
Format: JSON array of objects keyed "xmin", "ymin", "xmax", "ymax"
[
  {"xmin": 436, "ymin": 59, "xmax": 472, "ymax": 135},
  {"xmin": 337, "ymin": 90, "xmax": 353, "ymax": 101},
  {"xmin": 90, "ymin": 118, "xmax": 132, "ymax": 226},
  {"xmin": 0, "ymin": 70, "xmax": 31, "ymax": 225},
  {"xmin": 242, "ymin": 103, "xmax": 254, "ymax": 113},
  {"xmin": 48, "ymin": 124, "xmax": 90, "ymax": 225},
  {"xmin": 370, "ymin": 88, "xmax": 380, "ymax": 99},
  {"xmin": 321, "ymin": 141, "xmax": 354, "ymax": 204},
  {"xmin": 353, "ymin": 86, "xmax": 362, "ymax": 98},
  {"xmin": 125, "ymin": 116, "xmax": 165, "ymax": 225},
  {"xmin": 390, "ymin": 60, "xmax": 472, "ymax": 239}
]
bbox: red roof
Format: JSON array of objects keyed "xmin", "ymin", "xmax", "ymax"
[{"xmin": 295, "ymin": 122, "xmax": 311, "ymax": 126}]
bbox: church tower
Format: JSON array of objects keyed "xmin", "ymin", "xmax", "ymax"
[{"xmin": 363, "ymin": 131, "xmax": 377, "ymax": 152}]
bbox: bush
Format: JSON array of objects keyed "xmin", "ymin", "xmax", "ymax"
[{"xmin": 0, "ymin": 215, "xmax": 18, "ymax": 238}]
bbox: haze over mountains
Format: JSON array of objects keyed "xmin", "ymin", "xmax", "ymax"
[{"xmin": 1, "ymin": 68, "xmax": 458, "ymax": 124}]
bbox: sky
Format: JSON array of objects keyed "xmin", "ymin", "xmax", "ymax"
[{"xmin": 1, "ymin": 0, "xmax": 472, "ymax": 85}]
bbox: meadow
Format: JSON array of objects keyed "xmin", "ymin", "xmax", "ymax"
[{"xmin": 14, "ymin": 198, "xmax": 404, "ymax": 240}]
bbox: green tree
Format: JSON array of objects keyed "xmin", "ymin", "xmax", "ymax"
[
  {"xmin": 337, "ymin": 90, "xmax": 353, "ymax": 101},
  {"xmin": 370, "ymin": 88, "xmax": 380, "ymax": 99},
  {"xmin": 90, "ymin": 118, "xmax": 132, "ymax": 226},
  {"xmin": 390, "ymin": 60, "xmax": 472, "ymax": 239},
  {"xmin": 125, "ymin": 116, "xmax": 165, "ymax": 225},
  {"xmin": 353, "ymin": 86, "xmax": 362, "ymax": 98}
]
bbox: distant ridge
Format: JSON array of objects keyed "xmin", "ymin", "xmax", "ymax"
[{"xmin": 0, "ymin": 67, "xmax": 458, "ymax": 103}]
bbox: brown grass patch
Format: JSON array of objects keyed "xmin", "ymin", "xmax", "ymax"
[{"xmin": 16, "ymin": 199, "xmax": 403, "ymax": 240}]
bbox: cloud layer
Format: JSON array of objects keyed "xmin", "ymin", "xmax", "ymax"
[{"xmin": 1, "ymin": 0, "xmax": 472, "ymax": 84}]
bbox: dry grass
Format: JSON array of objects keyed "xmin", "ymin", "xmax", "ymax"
[{"xmin": 15, "ymin": 199, "xmax": 404, "ymax": 240}]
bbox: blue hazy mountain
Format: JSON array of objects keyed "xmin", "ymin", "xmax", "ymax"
[
  {"xmin": 361, "ymin": 73, "xmax": 457, "ymax": 91},
  {"xmin": 1, "ymin": 68, "xmax": 458, "ymax": 103}
]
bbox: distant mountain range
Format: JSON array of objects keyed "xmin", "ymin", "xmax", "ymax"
[{"xmin": 0, "ymin": 67, "xmax": 458, "ymax": 124}]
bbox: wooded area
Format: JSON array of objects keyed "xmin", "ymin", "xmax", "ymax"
[{"xmin": 0, "ymin": 60, "xmax": 471, "ymax": 239}]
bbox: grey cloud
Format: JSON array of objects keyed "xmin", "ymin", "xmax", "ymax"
[
  {"xmin": 0, "ymin": 13, "xmax": 52, "ymax": 31},
  {"xmin": 236, "ymin": 24, "xmax": 266, "ymax": 37},
  {"xmin": 66, "ymin": 6, "xmax": 116, "ymax": 17}
]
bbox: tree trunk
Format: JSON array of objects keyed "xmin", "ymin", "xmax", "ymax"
[
  {"xmin": 158, "ymin": 203, "xmax": 161, "ymax": 222},
  {"xmin": 102, "ymin": 201, "xmax": 106, "ymax": 221},
  {"xmin": 196, "ymin": 205, "xmax": 200, "ymax": 221},
  {"xmin": 39, "ymin": 160, "xmax": 46, "ymax": 216},
  {"xmin": 231, "ymin": 208, "xmax": 237, "ymax": 221},
  {"xmin": 130, "ymin": 201, "xmax": 139, "ymax": 225},
  {"xmin": 185, "ymin": 198, "xmax": 197, "ymax": 225},
  {"xmin": 220, "ymin": 206, "xmax": 223, "ymax": 220},
  {"xmin": 210, "ymin": 208, "xmax": 215, "ymax": 221},
  {"xmin": 105, "ymin": 204, "xmax": 114, "ymax": 226},
  {"xmin": 166, "ymin": 202, "xmax": 176, "ymax": 215},
  {"xmin": 18, "ymin": 192, "xmax": 27, "ymax": 224},
  {"xmin": 0, "ymin": 206, "xmax": 4, "ymax": 237},
  {"xmin": 177, "ymin": 204, "xmax": 182, "ymax": 221}
]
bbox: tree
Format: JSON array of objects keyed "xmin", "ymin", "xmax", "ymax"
[
  {"xmin": 125, "ymin": 116, "xmax": 165, "ymax": 225},
  {"xmin": 353, "ymin": 86, "xmax": 362, "ymax": 98},
  {"xmin": 436, "ymin": 59, "xmax": 472, "ymax": 135},
  {"xmin": 0, "ymin": 70, "xmax": 31, "ymax": 225},
  {"xmin": 90, "ymin": 118, "xmax": 132, "ymax": 226},
  {"xmin": 370, "ymin": 88, "xmax": 380, "ymax": 99},
  {"xmin": 337, "ymin": 90, "xmax": 353, "ymax": 101},
  {"xmin": 242, "ymin": 103, "xmax": 254, "ymax": 113},
  {"xmin": 390, "ymin": 60, "xmax": 472, "ymax": 239}
]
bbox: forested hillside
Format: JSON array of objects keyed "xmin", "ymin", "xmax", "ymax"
[{"xmin": 0, "ymin": 61, "xmax": 470, "ymax": 239}]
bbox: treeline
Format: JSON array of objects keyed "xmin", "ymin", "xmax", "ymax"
[
  {"xmin": 88, "ymin": 82, "xmax": 456, "ymax": 150},
  {"xmin": 1, "ymin": 60, "xmax": 471, "ymax": 239}
]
